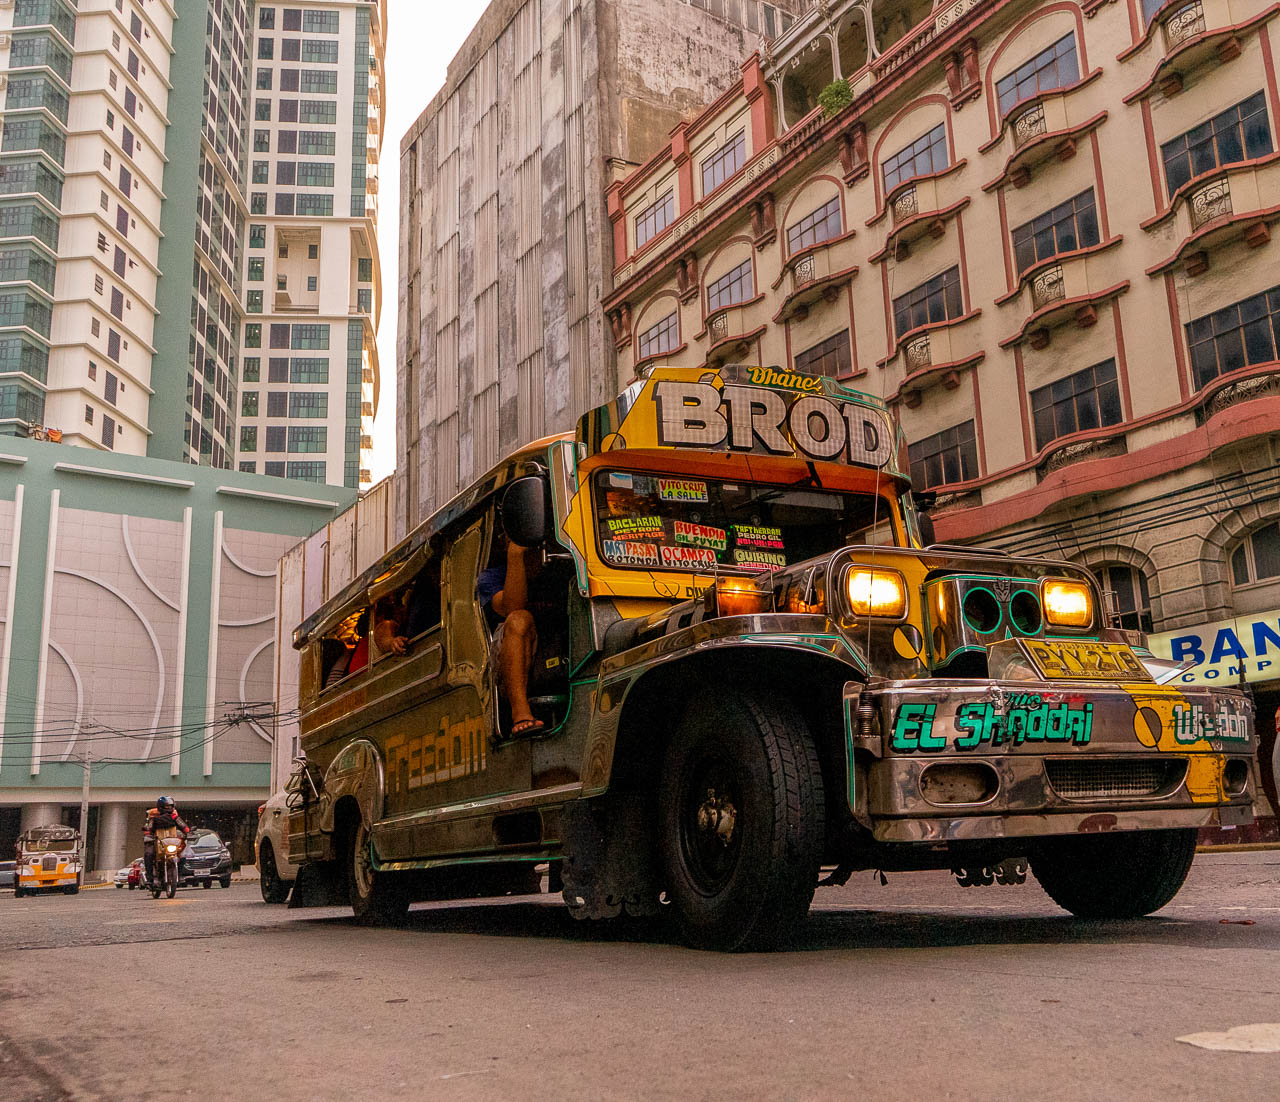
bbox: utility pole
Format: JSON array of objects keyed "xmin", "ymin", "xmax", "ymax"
[{"xmin": 77, "ymin": 748, "xmax": 90, "ymax": 887}]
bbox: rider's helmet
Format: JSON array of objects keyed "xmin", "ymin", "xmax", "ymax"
[{"xmin": 156, "ymin": 795, "xmax": 174, "ymax": 811}]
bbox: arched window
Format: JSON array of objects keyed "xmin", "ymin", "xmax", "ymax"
[
  {"xmin": 1095, "ymin": 564, "xmax": 1153, "ymax": 632},
  {"xmin": 1231, "ymin": 521, "xmax": 1280, "ymax": 586}
]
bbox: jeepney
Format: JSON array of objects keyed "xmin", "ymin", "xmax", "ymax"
[
  {"xmin": 15, "ymin": 825, "xmax": 81, "ymax": 897},
  {"xmin": 288, "ymin": 365, "xmax": 1258, "ymax": 950}
]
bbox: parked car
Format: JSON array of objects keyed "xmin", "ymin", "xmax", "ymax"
[
  {"xmin": 255, "ymin": 786, "xmax": 299, "ymax": 903},
  {"xmin": 127, "ymin": 858, "xmax": 145, "ymax": 889},
  {"xmin": 113, "ymin": 862, "xmax": 133, "ymax": 888},
  {"xmin": 0, "ymin": 859, "xmax": 15, "ymax": 888},
  {"xmin": 178, "ymin": 830, "xmax": 232, "ymax": 888}
]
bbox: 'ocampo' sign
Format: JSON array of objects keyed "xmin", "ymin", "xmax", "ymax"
[
  {"xmin": 654, "ymin": 380, "xmax": 893, "ymax": 469},
  {"xmin": 1148, "ymin": 608, "xmax": 1280, "ymax": 686}
]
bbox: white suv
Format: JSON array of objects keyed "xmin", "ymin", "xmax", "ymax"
[{"xmin": 254, "ymin": 783, "xmax": 299, "ymax": 903}]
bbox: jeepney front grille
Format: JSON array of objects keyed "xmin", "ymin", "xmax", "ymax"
[
  {"xmin": 1045, "ymin": 758, "xmax": 1185, "ymax": 800},
  {"xmin": 41, "ymin": 856, "xmax": 57, "ymax": 871}
]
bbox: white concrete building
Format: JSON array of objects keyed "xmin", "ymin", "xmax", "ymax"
[{"xmin": 233, "ymin": 0, "xmax": 385, "ymax": 490}]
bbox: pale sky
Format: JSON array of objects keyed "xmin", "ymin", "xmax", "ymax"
[{"xmin": 369, "ymin": 2, "xmax": 489, "ymax": 484}]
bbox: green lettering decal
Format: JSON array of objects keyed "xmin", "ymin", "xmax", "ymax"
[{"xmin": 891, "ymin": 703, "xmax": 938, "ymax": 752}]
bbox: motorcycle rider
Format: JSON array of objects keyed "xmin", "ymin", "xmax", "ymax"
[{"xmin": 142, "ymin": 796, "xmax": 189, "ymax": 889}]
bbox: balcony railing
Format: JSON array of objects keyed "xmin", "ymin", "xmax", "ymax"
[
  {"xmin": 1188, "ymin": 175, "xmax": 1231, "ymax": 229},
  {"xmin": 1162, "ymin": 1, "xmax": 1206, "ymax": 51},
  {"xmin": 1012, "ymin": 103, "xmax": 1047, "ymax": 149},
  {"xmin": 1030, "ymin": 265, "xmax": 1066, "ymax": 311}
]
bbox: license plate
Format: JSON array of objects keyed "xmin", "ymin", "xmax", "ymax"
[{"xmin": 1019, "ymin": 639, "xmax": 1152, "ymax": 682}]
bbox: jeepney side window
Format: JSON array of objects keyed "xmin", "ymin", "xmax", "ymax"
[
  {"xmin": 371, "ymin": 555, "xmax": 443, "ymax": 661},
  {"xmin": 320, "ymin": 607, "xmax": 370, "ymax": 690}
]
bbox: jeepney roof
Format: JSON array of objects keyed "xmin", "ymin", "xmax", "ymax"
[{"xmin": 293, "ymin": 433, "xmax": 569, "ymax": 648}]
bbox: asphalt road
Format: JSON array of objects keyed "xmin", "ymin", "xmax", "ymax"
[{"xmin": 1, "ymin": 851, "xmax": 1277, "ymax": 1102}]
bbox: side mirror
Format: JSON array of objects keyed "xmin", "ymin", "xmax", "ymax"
[
  {"xmin": 911, "ymin": 490, "xmax": 937, "ymax": 547},
  {"xmin": 502, "ymin": 476, "xmax": 549, "ymax": 547}
]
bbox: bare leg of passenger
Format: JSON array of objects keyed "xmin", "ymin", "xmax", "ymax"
[{"xmin": 500, "ymin": 609, "xmax": 538, "ymax": 727}]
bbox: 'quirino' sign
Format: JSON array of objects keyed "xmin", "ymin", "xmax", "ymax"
[
  {"xmin": 653, "ymin": 379, "xmax": 894, "ymax": 469},
  {"xmin": 1148, "ymin": 608, "xmax": 1280, "ymax": 686}
]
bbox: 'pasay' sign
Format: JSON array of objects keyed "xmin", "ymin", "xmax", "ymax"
[
  {"xmin": 653, "ymin": 379, "xmax": 893, "ymax": 469},
  {"xmin": 1148, "ymin": 608, "xmax": 1280, "ymax": 686}
]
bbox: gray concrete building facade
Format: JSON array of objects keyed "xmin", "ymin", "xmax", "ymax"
[{"xmin": 395, "ymin": 0, "xmax": 805, "ymax": 535}]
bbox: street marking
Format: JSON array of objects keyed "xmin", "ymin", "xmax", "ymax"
[{"xmin": 1177, "ymin": 1024, "xmax": 1280, "ymax": 1052}]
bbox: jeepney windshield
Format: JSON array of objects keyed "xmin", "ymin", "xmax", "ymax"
[
  {"xmin": 22, "ymin": 838, "xmax": 76, "ymax": 853},
  {"xmin": 592, "ymin": 469, "xmax": 897, "ymax": 575}
]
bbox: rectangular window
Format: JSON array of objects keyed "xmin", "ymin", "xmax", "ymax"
[
  {"xmin": 259, "ymin": 8, "xmax": 276, "ymax": 29},
  {"xmin": 1187, "ymin": 284, "xmax": 1280, "ymax": 390},
  {"xmin": 300, "ymin": 70, "xmax": 337, "ymax": 95},
  {"xmin": 242, "ymin": 392, "xmax": 259, "ymax": 417},
  {"xmin": 1012, "ymin": 189, "xmax": 1100, "ymax": 272},
  {"xmin": 127, "ymin": 49, "xmax": 138, "ymax": 79},
  {"xmin": 254, "ymin": 130, "xmax": 271, "ymax": 152},
  {"xmin": 1161, "ymin": 92, "xmax": 1273, "ymax": 195},
  {"xmin": 301, "ymin": 40, "xmax": 339, "ymax": 63},
  {"xmin": 245, "ymin": 324, "xmax": 262, "ymax": 348},
  {"xmin": 267, "ymin": 392, "xmax": 288, "ymax": 417},
  {"xmin": 248, "ymin": 257, "xmax": 265, "ymax": 281},
  {"xmin": 267, "ymin": 358, "xmax": 289, "ymax": 383},
  {"xmin": 256, "ymin": 68, "xmax": 273, "ymax": 90},
  {"xmin": 113, "ymin": 247, "xmax": 126, "ymax": 277},
  {"xmin": 283, "ymin": 9, "xmax": 302, "ymax": 31},
  {"xmin": 101, "ymin": 414, "xmax": 116, "ymax": 449},
  {"xmin": 277, "ymin": 162, "xmax": 296, "ymax": 186},
  {"xmin": 250, "ymin": 224, "xmax": 266, "ymax": 249},
  {"xmin": 1031, "ymin": 359, "xmax": 1123, "ymax": 450},
  {"xmin": 288, "ymin": 426, "xmax": 327, "ymax": 452},
  {"xmin": 124, "ymin": 89, "xmax": 136, "ymax": 117},
  {"xmin": 290, "ymin": 357, "xmax": 329, "ymax": 383},
  {"xmin": 265, "ymin": 425, "xmax": 286, "ymax": 451},
  {"xmin": 706, "ymin": 259, "xmax": 754, "ymax": 313},
  {"xmin": 637, "ymin": 311, "xmax": 678, "ymax": 360},
  {"xmin": 85, "ymin": 404, "xmax": 94, "ymax": 424},
  {"xmin": 277, "ymin": 131, "xmax": 298, "ymax": 154},
  {"xmin": 110, "ymin": 288, "xmax": 123, "ymax": 319},
  {"xmin": 255, "ymin": 99, "xmax": 272, "ymax": 121},
  {"xmin": 287, "ymin": 461, "xmax": 327, "ymax": 482},
  {"xmin": 251, "ymin": 193, "xmax": 268, "ymax": 214},
  {"xmin": 299, "ymin": 100, "xmax": 337, "ymax": 124},
  {"xmin": 289, "ymin": 392, "xmax": 328, "ymax": 418},
  {"xmin": 701, "ymin": 132, "xmax": 746, "ymax": 195},
  {"xmin": 122, "ymin": 127, "xmax": 134, "ymax": 157},
  {"xmin": 307, "ymin": 276, "xmax": 318, "ymax": 291},
  {"xmin": 275, "ymin": 194, "xmax": 296, "ymax": 216},
  {"xmin": 893, "ymin": 267, "xmax": 963, "ymax": 337},
  {"xmin": 794, "ymin": 330, "xmax": 852, "ymax": 378},
  {"xmin": 298, "ymin": 131, "xmax": 336, "ymax": 156},
  {"xmin": 357, "ymin": 257, "xmax": 372, "ymax": 282},
  {"xmin": 282, "ymin": 39, "xmax": 301, "ymax": 62},
  {"xmin": 258, "ymin": 38, "xmax": 274, "ymax": 60},
  {"xmin": 635, "ymin": 190, "xmax": 674, "ymax": 249},
  {"xmin": 302, "ymin": 10, "xmax": 340, "ymax": 33},
  {"xmin": 252, "ymin": 161, "xmax": 269, "ymax": 184},
  {"xmin": 787, "ymin": 196, "xmax": 843, "ymax": 254},
  {"xmin": 240, "ymin": 426, "xmax": 257, "ymax": 452},
  {"xmin": 270, "ymin": 323, "xmax": 291, "ymax": 349},
  {"xmin": 996, "ymin": 34, "xmax": 1080, "ymax": 117},
  {"xmin": 280, "ymin": 69, "xmax": 300, "ymax": 92},
  {"xmin": 265, "ymin": 461, "xmax": 286, "ymax": 477},
  {"xmin": 291, "ymin": 323, "xmax": 330, "ymax": 349},
  {"xmin": 279, "ymin": 100, "xmax": 299, "ymax": 123},
  {"xmin": 107, "ymin": 329, "xmax": 121, "ymax": 361},
  {"xmin": 243, "ymin": 357, "xmax": 261, "ymax": 382},
  {"xmin": 247, "ymin": 290, "xmax": 263, "ymax": 313},
  {"xmin": 116, "ymin": 206, "xmax": 129, "ymax": 236},
  {"xmin": 104, "ymin": 371, "xmax": 118, "ymax": 405},
  {"xmin": 239, "ymin": 462, "xmax": 257, "ymax": 473},
  {"xmin": 296, "ymin": 194, "xmax": 333, "ymax": 216},
  {"xmin": 909, "ymin": 421, "xmax": 979, "ymax": 490},
  {"xmin": 308, "ymin": 244, "xmax": 320, "ymax": 259},
  {"xmin": 297, "ymin": 162, "xmax": 334, "ymax": 187},
  {"xmin": 883, "ymin": 124, "xmax": 948, "ymax": 194}
]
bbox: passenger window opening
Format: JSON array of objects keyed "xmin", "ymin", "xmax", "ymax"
[
  {"xmin": 321, "ymin": 607, "xmax": 370, "ymax": 689},
  {"xmin": 371, "ymin": 556, "xmax": 444, "ymax": 661}
]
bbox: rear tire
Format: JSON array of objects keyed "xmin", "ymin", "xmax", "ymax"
[
  {"xmin": 1032, "ymin": 828, "xmax": 1198, "ymax": 919},
  {"xmin": 202, "ymin": 880, "xmax": 212, "ymax": 889},
  {"xmin": 14, "ymin": 886, "xmax": 23, "ymax": 899},
  {"xmin": 258, "ymin": 842, "xmax": 291, "ymax": 904},
  {"xmin": 658, "ymin": 692, "xmax": 824, "ymax": 951},
  {"xmin": 220, "ymin": 876, "xmax": 231, "ymax": 889},
  {"xmin": 345, "ymin": 819, "xmax": 409, "ymax": 926}
]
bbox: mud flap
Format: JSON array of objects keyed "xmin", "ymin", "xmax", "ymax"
[
  {"xmin": 560, "ymin": 793, "xmax": 661, "ymax": 920},
  {"xmin": 287, "ymin": 861, "xmax": 346, "ymax": 907}
]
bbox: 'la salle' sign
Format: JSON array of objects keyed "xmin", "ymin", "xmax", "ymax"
[{"xmin": 1148, "ymin": 608, "xmax": 1280, "ymax": 686}]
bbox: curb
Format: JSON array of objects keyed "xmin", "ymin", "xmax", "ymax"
[{"xmin": 1197, "ymin": 842, "xmax": 1280, "ymax": 854}]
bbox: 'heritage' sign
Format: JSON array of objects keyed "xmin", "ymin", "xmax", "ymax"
[{"xmin": 1148, "ymin": 608, "xmax": 1280, "ymax": 686}]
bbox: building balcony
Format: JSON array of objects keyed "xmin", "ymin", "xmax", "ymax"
[
  {"xmin": 981, "ymin": 88, "xmax": 1106, "ymax": 193},
  {"xmin": 1193, "ymin": 365, "xmax": 1280, "ymax": 426},
  {"xmin": 696, "ymin": 294, "xmax": 770, "ymax": 368},
  {"xmin": 1036, "ymin": 431, "xmax": 1128, "ymax": 481},
  {"xmin": 1144, "ymin": 157, "xmax": 1280, "ymax": 276},
  {"xmin": 881, "ymin": 310, "xmax": 984, "ymax": 407},
  {"xmin": 772, "ymin": 239, "xmax": 857, "ymax": 323},
  {"xmin": 999, "ymin": 250, "xmax": 1129, "ymax": 349},
  {"xmin": 869, "ymin": 165, "xmax": 969, "ymax": 262},
  {"xmin": 1121, "ymin": 0, "xmax": 1271, "ymax": 101}
]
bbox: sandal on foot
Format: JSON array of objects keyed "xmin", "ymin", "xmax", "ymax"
[{"xmin": 511, "ymin": 717, "xmax": 545, "ymax": 736}]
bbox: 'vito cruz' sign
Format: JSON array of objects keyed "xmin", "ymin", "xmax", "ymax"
[{"xmin": 1148, "ymin": 608, "xmax": 1280, "ymax": 686}]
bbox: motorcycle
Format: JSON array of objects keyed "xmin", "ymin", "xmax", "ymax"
[{"xmin": 152, "ymin": 831, "xmax": 185, "ymax": 899}]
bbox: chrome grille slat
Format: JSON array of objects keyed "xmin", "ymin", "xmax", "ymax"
[{"xmin": 1045, "ymin": 758, "xmax": 1184, "ymax": 799}]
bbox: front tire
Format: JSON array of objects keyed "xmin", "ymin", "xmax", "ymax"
[
  {"xmin": 1032, "ymin": 828, "xmax": 1198, "ymax": 919},
  {"xmin": 202, "ymin": 880, "xmax": 212, "ymax": 889},
  {"xmin": 658, "ymin": 693, "xmax": 824, "ymax": 951},
  {"xmin": 258, "ymin": 842, "xmax": 291, "ymax": 904},
  {"xmin": 345, "ymin": 819, "xmax": 409, "ymax": 926}
]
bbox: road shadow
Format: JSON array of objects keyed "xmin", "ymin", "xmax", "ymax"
[{"xmin": 288, "ymin": 893, "xmax": 1280, "ymax": 955}]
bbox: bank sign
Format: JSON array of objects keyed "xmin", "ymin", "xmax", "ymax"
[{"xmin": 1148, "ymin": 608, "xmax": 1280, "ymax": 686}]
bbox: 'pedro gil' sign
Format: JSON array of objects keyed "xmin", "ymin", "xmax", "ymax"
[{"xmin": 891, "ymin": 694, "xmax": 1094, "ymax": 753}]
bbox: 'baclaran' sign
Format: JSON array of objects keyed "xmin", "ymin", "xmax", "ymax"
[
  {"xmin": 653, "ymin": 380, "xmax": 893, "ymax": 468},
  {"xmin": 1148, "ymin": 608, "xmax": 1280, "ymax": 686}
]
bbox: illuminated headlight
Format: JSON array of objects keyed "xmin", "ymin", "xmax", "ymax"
[
  {"xmin": 846, "ymin": 568, "xmax": 907, "ymax": 619},
  {"xmin": 165, "ymin": 844, "xmax": 179, "ymax": 854},
  {"xmin": 1042, "ymin": 579, "xmax": 1093, "ymax": 628}
]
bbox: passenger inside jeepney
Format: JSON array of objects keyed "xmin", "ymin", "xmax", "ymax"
[
  {"xmin": 374, "ymin": 562, "xmax": 442, "ymax": 656},
  {"xmin": 322, "ymin": 608, "xmax": 369, "ymax": 688},
  {"xmin": 478, "ymin": 528, "xmax": 546, "ymax": 736}
]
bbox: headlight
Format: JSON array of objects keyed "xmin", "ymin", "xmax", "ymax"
[
  {"xmin": 165, "ymin": 843, "xmax": 179, "ymax": 854},
  {"xmin": 1042, "ymin": 579, "xmax": 1092, "ymax": 628},
  {"xmin": 846, "ymin": 567, "xmax": 907, "ymax": 618}
]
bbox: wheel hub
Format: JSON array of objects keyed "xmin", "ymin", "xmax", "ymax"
[{"xmin": 696, "ymin": 787, "xmax": 737, "ymax": 846}]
